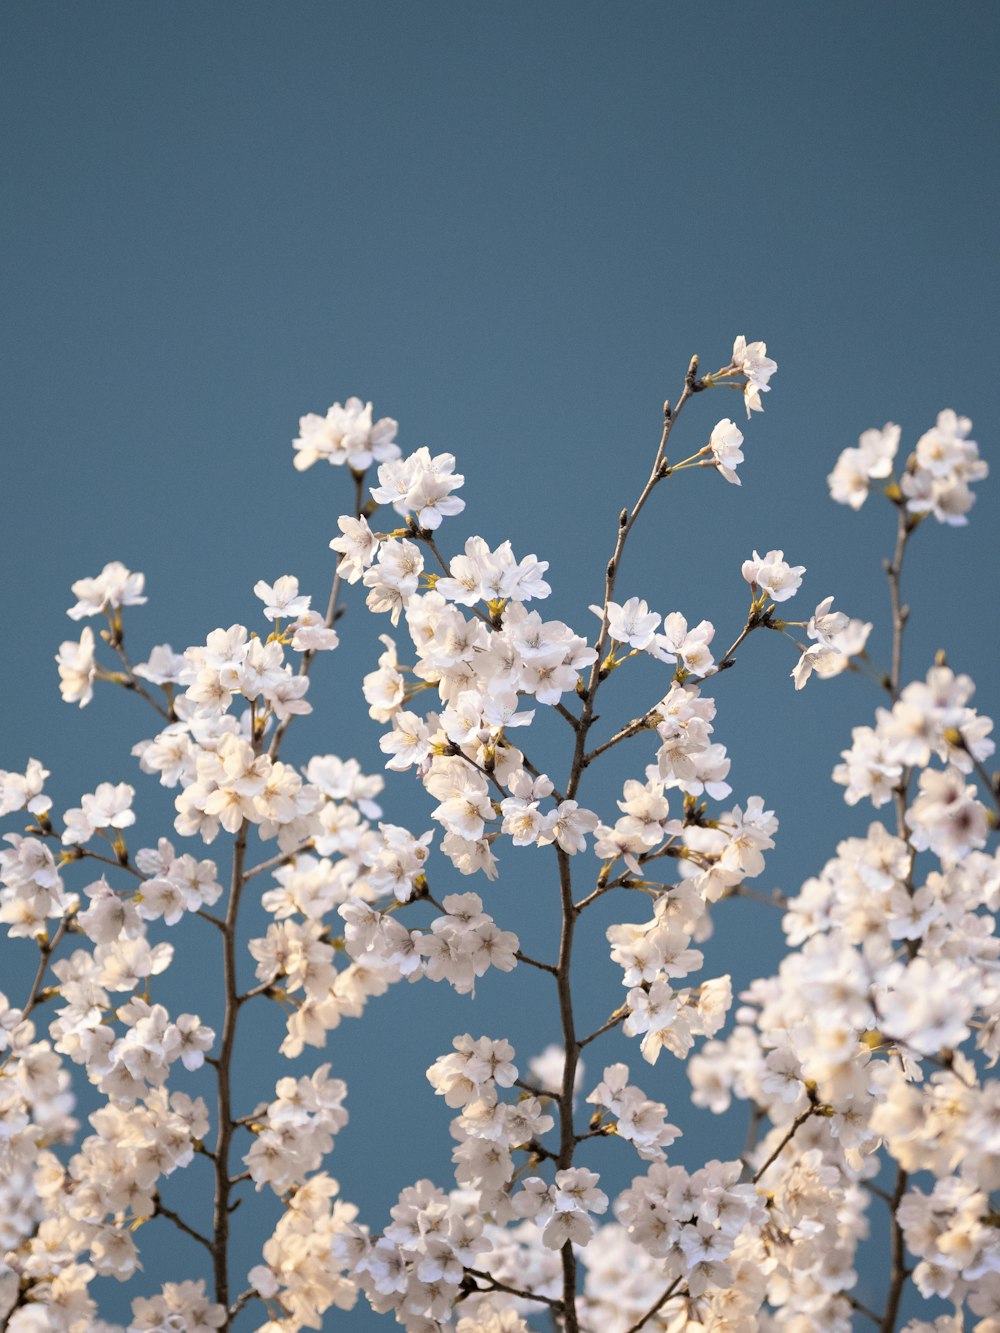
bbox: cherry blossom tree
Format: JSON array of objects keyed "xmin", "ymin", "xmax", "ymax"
[{"xmin": 1, "ymin": 343, "xmax": 997, "ymax": 1333}]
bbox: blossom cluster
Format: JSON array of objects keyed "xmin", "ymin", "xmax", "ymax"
[
  {"xmin": 829, "ymin": 411, "xmax": 987, "ymax": 524},
  {"xmin": 1, "ymin": 340, "xmax": 996, "ymax": 1333}
]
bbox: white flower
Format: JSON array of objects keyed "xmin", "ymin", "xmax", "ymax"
[
  {"xmin": 791, "ymin": 595, "xmax": 872, "ymax": 689},
  {"xmin": 330, "ymin": 514, "xmax": 378, "ymax": 583},
  {"xmin": 253, "ymin": 576, "xmax": 311, "ymax": 622},
  {"xmin": 828, "ymin": 422, "xmax": 901, "ymax": 508},
  {"xmin": 293, "ymin": 396, "xmax": 399, "ymax": 471},
  {"xmin": 56, "ymin": 626, "xmax": 97, "ymax": 707},
  {"xmin": 741, "ymin": 548, "xmax": 805, "ymax": 602},
  {"xmin": 591, "ymin": 597, "xmax": 661, "ymax": 650},
  {"xmin": 133, "ymin": 643, "xmax": 186, "ymax": 685},
  {"xmin": 709, "ymin": 418, "xmax": 745, "ymax": 484},
  {"xmin": 67, "ymin": 560, "xmax": 147, "ymax": 619},
  {"xmin": 730, "ymin": 335, "xmax": 777, "ymax": 416},
  {"xmin": 370, "ymin": 448, "xmax": 465, "ymax": 529}
]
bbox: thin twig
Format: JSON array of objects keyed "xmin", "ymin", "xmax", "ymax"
[
  {"xmin": 879, "ymin": 1166, "xmax": 910, "ymax": 1332},
  {"xmin": 463, "ymin": 1269, "xmax": 563, "ymax": 1311},
  {"xmin": 884, "ymin": 504, "xmax": 912, "ymax": 703},
  {"xmin": 623, "ymin": 1276, "xmax": 684, "ymax": 1333},
  {"xmin": 61, "ymin": 843, "xmax": 144, "ymax": 880},
  {"xmin": 722, "ymin": 883, "xmax": 788, "ymax": 909},
  {"xmin": 514, "ymin": 950, "xmax": 559, "ymax": 976},
  {"xmin": 154, "ymin": 1197, "xmax": 214, "ymax": 1254},
  {"xmin": 242, "ymin": 841, "xmax": 314, "ymax": 882},
  {"xmin": 546, "ymin": 372, "xmax": 700, "ymax": 1331},
  {"xmin": 751, "ymin": 1106, "xmax": 816, "ymax": 1183},
  {"xmin": 554, "ymin": 701, "xmax": 580, "ymax": 730},
  {"xmin": 108, "ymin": 635, "xmax": 173, "ymax": 721},
  {"xmin": 269, "ymin": 468, "xmax": 366, "ymax": 761},
  {"xmin": 578, "ymin": 1005, "xmax": 628, "ymax": 1049},
  {"xmin": 0, "ymin": 912, "xmax": 75, "ymax": 1074},
  {"xmin": 228, "ymin": 1289, "xmax": 259, "ymax": 1319}
]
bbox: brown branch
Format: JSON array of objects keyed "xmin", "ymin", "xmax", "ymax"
[
  {"xmin": 554, "ymin": 701, "xmax": 580, "ymax": 730},
  {"xmin": 514, "ymin": 949, "xmax": 559, "ymax": 976},
  {"xmin": 269, "ymin": 468, "xmax": 366, "ymax": 761},
  {"xmin": 721, "ymin": 883, "xmax": 788, "ymax": 909},
  {"xmin": 416, "ymin": 531, "xmax": 492, "ymax": 625},
  {"xmin": 228, "ymin": 1289, "xmax": 260, "ymax": 1319},
  {"xmin": 578, "ymin": 1005, "xmax": 628, "ymax": 1049},
  {"xmin": 20, "ymin": 913, "xmax": 73, "ymax": 1025},
  {"xmin": 58, "ymin": 842, "xmax": 144, "ymax": 880},
  {"xmin": 154, "ymin": 1197, "xmax": 214, "ymax": 1254},
  {"xmin": 107, "ymin": 633, "xmax": 173, "ymax": 721},
  {"xmin": 879, "ymin": 1166, "xmax": 910, "ymax": 1333},
  {"xmin": 544, "ymin": 370, "xmax": 700, "ymax": 1331},
  {"xmin": 883, "ymin": 504, "xmax": 912, "ymax": 703},
  {"xmin": 242, "ymin": 841, "xmax": 314, "ymax": 882},
  {"xmin": 751, "ymin": 1106, "xmax": 816, "ymax": 1183},
  {"xmin": 463, "ymin": 1269, "xmax": 563, "ymax": 1311},
  {"xmin": 581, "ymin": 713, "xmax": 654, "ymax": 767},
  {"xmin": 0, "ymin": 911, "xmax": 78, "ymax": 1074},
  {"xmin": 851, "ymin": 1295, "xmax": 882, "ymax": 1326},
  {"xmin": 623, "ymin": 1276, "xmax": 684, "ymax": 1333},
  {"xmin": 211, "ymin": 816, "xmax": 250, "ymax": 1319},
  {"xmin": 552, "ymin": 846, "xmax": 582, "ymax": 1332}
]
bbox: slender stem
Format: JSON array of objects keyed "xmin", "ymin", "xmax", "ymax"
[
  {"xmin": 514, "ymin": 949, "xmax": 559, "ymax": 976},
  {"xmin": 864, "ymin": 1180, "xmax": 894, "ymax": 1206},
  {"xmin": 108, "ymin": 634, "xmax": 173, "ymax": 721},
  {"xmin": 880, "ymin": 508, "xmax": 917, "ymax": 1330},
  {"xmin": 0, "ymin": 913, "xmax": 76, "ymax": 1076},
  {"xmin": 751, "ymin": 1106, "xmax": 816, "ymax": 1184},
  {"xmin": 722, "ymin": 883, "xmax": 787, "ymax": 909},
  {"xmin": 154, "ymin": 1197, "xmax": 214, "ymax": 1254},
  {"xmin": 522, "ymin": 1137, "xmax": 559, "ymax": 1163},
  {"xmin": 0, "ymin": 1286, "xmax": 30, "ymax": 1330},
  {"xmin": 962, "ymin": 743, "xmax": 1000, "ymax": 818},
  {"xmin": 578, "ymin": 1005, "xmax": 628, "ymax": 1049},
  {"xmin": 851, "ymin": 1295, "xmax": 883, "ymax": 1327},
  {"xmin": 242, "ymin": 841, "xmax": 314, "ymax": 882},
  {"xmin": 582, "ymin": 713, "xmax": 654, "ymax": 768},
  {"xmin": 211, "ymin": 819, "xmax": 249, "ymax": 1319},
  {"xmin": 59, "ymin": 843, "xmax": 144, "ymax": 880},
  {"xmin": 236, "ymin": 979, "xmax": 275, "ymax": 1005},
  {"xmin": 416, "ymin": 531, "xmax": 493, "ymax": 625},
  {"xmin": 543, "ymin": 372, "xmax": 699, "ymax": 1331},
  {"xmin": 228, "ymin": 1289, "xmax": 259, "ymax": 1319},
  {"xmin": 623, "ymin": 1276, "xmax": 683, "ymax": 1333},
  {"xmin": 716, "ymin": 618, "xmax": 756, "ymax": 670},
  {"xmin": 740, "ymin": 1103, "xmax": 765, "ymax": 1173},
  {"xmin": 463, "ymin": 1269, "xmax": 563, "ymax": 1311},
  {"xmin": 879, "ymin": 1166, "xmax": 910, "ymax": 1333},
  {"xmin": 269, "ymin": 469, "xmax": 366, "ymax": 761},
  {"xmin": 572, "ymin": 384, "xmax": 696, "ymax": 792},
  {"xmin": 884, "ymin": 505, "xmax": 912, "ymax": 702},
  {"xmin": 554, "ymin": 701, "xmax": 580, "ymax": 730},
  {"xmin": 20, "ymin": 914, "xmax": 73, "ymax": 1025},
  {"xmin": 520, "ymin": 754, "xmax": 566, "ymax": 805},
  {"xmin": 553, "ymin": 847, "xmax": 581, "ymax": 1333}
]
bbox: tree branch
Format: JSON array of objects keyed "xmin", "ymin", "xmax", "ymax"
[
  {"xmin": 751, "ymin": 1106, "xmax": 816, "ymax": 1184},
  {"xmin": 154, "ymin": 1196, "xmax": 214, "ymax": 1254},
  {"xmin": 462, "ymin": 1269, "xmax": 563, "ymax": 1311},
  {"xmin": 622, "ymin": 1276, "xmax": 684, "ymax": 1333},
  {"xmin": 879, "ymin": 1166, "xmax": 910, "ymax": 1333}
]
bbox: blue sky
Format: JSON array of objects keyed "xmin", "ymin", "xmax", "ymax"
[{"xmin": 2, "ymin": 3, "xmax": 998, "ymax": 1326}]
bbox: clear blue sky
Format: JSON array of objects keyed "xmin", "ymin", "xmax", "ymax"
[{"xmin": 2, "ymin": 3, "xmax": 997, "ymax": 1326}]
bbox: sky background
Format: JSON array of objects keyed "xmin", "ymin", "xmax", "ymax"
[{"xmin": 2, "ymin": 3, "xmax": 998, "ymax": 1328}]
